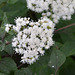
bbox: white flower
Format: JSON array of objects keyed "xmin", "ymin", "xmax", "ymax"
[
  {"xmin": 5, "ymin": 24, "xmax": 12, "ymax": 32},
  {"xmin": 26, "ymin": 0, "xmax": 51, "ymax": 12},
  {"xmin": 5, "ymin": 26, "xmax": 10, "ymax": 32},
  {"xmin": 26, "ymin": 0, "xmax": 75, "ymax": 23},
  {"xmin": 5, "ymin": 17, "xmax": 55, "ymax": 64}
]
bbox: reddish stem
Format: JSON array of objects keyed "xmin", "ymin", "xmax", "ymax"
[{"xmin": 55, "ymin": 23, "xmax": 75, "ymax": 32}]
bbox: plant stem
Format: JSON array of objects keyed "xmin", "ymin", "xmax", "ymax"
[
  {"xmin": 55, "ymin": 23, "xmax": 75, "ymax": 32},
  {"xmin": 17, "ymin": 63, "xmax": 24, "ymax": 69},
  {"xmin": 5, "ymin": 41, "xmax": 11, "ymax": 45}
]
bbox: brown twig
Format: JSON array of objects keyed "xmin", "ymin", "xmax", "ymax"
[
  {"xmin": 17, "ymin": 63, "xmax": 24, "ymax": 69},
  {"xmin": 5, "ymin": 41, "xmax": 11, "ymax": 45},
  {"xmin": 55, "ymin": 23, "xmax": 75, "ymax": 32}
]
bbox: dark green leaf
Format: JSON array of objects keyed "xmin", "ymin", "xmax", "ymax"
[
  {"xmin": 59, "ymin": 26, "xmax": 75, "ymax": 43},
  {"xmin": 0, "ymin": 57, "xmax": 17, "ymax": 74},
  {"xmin": 0, "ymin": 51, "xmax": 7, "ymax": 56},
  {"xmin": 8, "ymin": 30, "xmax": 15, "ymax": 35},
  {"xmin": 59, "ymin": 57, "xmax": 75, "ymax": 75},
  {"xmin": 21, "ymin": 68, "xmax": 32, "ymax": 75},
  {"xmin": 1, "ymin": 12, "xmax": 9, "ymax": 26},
  {"xmin": 7, "ymin": 0, "xmax": 18, "ymax": 4},
  {"xmin": 55, "ymin": 42, "xmax": 63, "ymax": 49},
  {"xmin": 14, "ymin": 68, "xmax": 32, "ymax": 75},
  {"xmin": 2, "ymin": 1, "xmax": 28, "ymax": 23},
  {"xmin": 4, "ymin": 44, "xmax": 14, "ymax": 55},
  {"xmin": 48, "ymin": 49, "xmax": 66, "ymax": 70},
  {"xmin": 0, "ymin": 28, "xmax": 6, "ymax": 39},
  {"xmin": 4, "ymin": 34, "xmax": 14, "ymax": 54},
  {"xmin": 60, "ymin": 39, "xmax": 75, "ymax": 57},
  {"xmin": 56, "ymin": 14, "xmax": 75, "ymax": 29},
  {"xmin": 0, "ymin": 40, "xmax": 5, "ymax": 51},
  {"xmin": 14, "ymin": 69, "xmax": 26, "ymax": 75},
  {"xmin": 5, "ymin": 33, "xmax": 13, "ymax": 41},
  {"xmin": 38, "ymin": 66, "xmax": 56, "ymax": 75},
  {"xmin": 4, "ymin": 32, "xmax": 14, "ymax": 54},
  {"xmin": 0, "ymin": 9, "xmax": 3, "ymax": 20}
]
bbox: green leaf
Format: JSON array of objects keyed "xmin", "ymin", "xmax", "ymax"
[
  {"xmin": 2, "ymin": 0, "xmax": 28, "ymax": 23},
  {"xmin": 4, "ymin": 44, "xmax": 14, "ymax": 55},
  {"xmin": 59, "ymin": 26, "xmax": 75, "ymax": 43},
  {"xmin": 5, "ymin": 33, "xmax": 13, "ymax": 41},
  {"xmin": 1, "ymin": 12, "xmax": 9, "ymax": 26},
  {"xmin": 59, "ymin": 57, "xmax": 75, "ymax": 75},
  {"xmin": 14, "ymin": 68, "xmax": 32, "ymax": 75},
  {"xmin": 55, "ymin": 42, "xmax": 63, "ymax": 49},
  {"xmin": 55, "ymin": 14, "xmax": 75, "ymax": 43},
  {"xmin": 0, "ymin": 28, "xmax": 6, "ymax": 39},
  {"xmin": 8, "ymin": 30, "xmax": 15, "ymax": 35},
  {"xmin": 7, "ymin": 0, "xmax": 18, "ymax": 4},
  {"xmin": 0, "ymin": 57, "xmax": 17, "ymax": 74},
  {"xmin": 4, "ymin": 34, "xmax": 14, "ymax": 55},
  {"xmin": 14, "ymin": 69, "xmax": 26, "ymax": 75},
  {"xmin": 0, "ymin": 40, "xmax": 5, "ymax": 51},
  {"xmin": 0, "ymin": 51, "xmax": 7, "ymax": 56},
  {"xmin": 38, "ymin": 66, "xmax": 56, "ymax": 75},
  {"xmin": 60, "ymin": 39, "xmax": 75, "ymax": 57},
  {"xmin": 0, "ymin": 9, "xmax": 3, "ymax": 20},
  {"xmin": 48, "ymin": 49, "xmax": 66, "ymax": 71},
  {"xmin": 21, "ymin": 68, "xmax": 32, "ymax": 75}
]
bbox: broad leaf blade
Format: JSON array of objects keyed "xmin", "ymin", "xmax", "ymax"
[
  {"xmin": 59, "ymin": 57, "xmax": 75, "ymax": 75},
  {"xmin": 0, "ymin": 58, "xmax": 17, "ymax": 74},
  {"xmin": 49, "ymin": 49, "xmax": 66, "ymax": 70},
  {"xmin": 0, "ymin": 40, "xmax": 5, "ymax": 51},
  {"xmin": 60, "ymin": 39, "xmax": 75, "ymax": 57},
  {"xmin": 7, "ymin": 0, "xmax": 18, "ymax": 4},
  {"xmin": 14, "ymin": 68, "xmax": 32, "ymax": 75}
]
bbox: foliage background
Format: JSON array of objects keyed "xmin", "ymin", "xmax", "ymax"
[{"xmin": 0, "ymin": 0, "xmax": 75, "ymax": 75}]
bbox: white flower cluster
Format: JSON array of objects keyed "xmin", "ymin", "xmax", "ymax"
[
  {"xmin": 51, "ymin": 0, "xmax": 75, "ymax": 23},
  {"xmin": 26, "ymin": 0, "xmax": 52, "ymax": 12},
  {"xmin": 5, "ymin": 17, "xmax": 55, "ymax": 64},
  {"xmin": 26, "ymin": 0, "xmax": 75, "ymax": 23}
]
